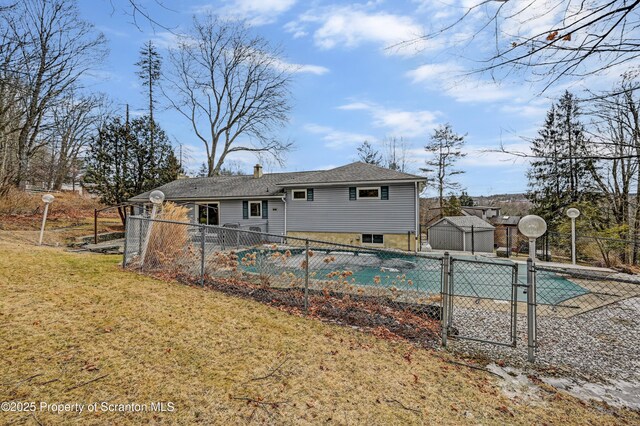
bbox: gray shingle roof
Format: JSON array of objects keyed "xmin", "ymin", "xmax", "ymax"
[
  {"xmin": 276, "ymin": 162, "xmax": 426, "ymax": 186},
  {"xmin": 491, "ymin": 215, "xmax": 521, "ymax": 226},
  {"xmin": 129, "ymin": 171, "xmax": 312, "ymax": 202},
  {"xmin": 130, "ymin": 162, "xmax": 426, "ymax": 202},
  {"xmin": 431, "ymin": 216, "xmax": 495, "ymax": 231}
]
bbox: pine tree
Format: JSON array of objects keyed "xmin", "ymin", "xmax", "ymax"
[
  {"xmin": 527, "ymin": 91, "xmax": 595, "ymax": 230},
  {"xmin": 459, "ymin": 191, "xmax": 474, "ymax": 207},
  {"xmin": 443, "ymin": 194, "xmax": 462, "ymax": 216},
  {"xmin": 84, "ymin": 114, "xmax": 180, "ymax": 224},
  {"xmin": 135, "ymin": 41, "xmax": 162, "ymax": 175},
  {"xmin": 356, "ymin": 141, "xmax": 382, "ymax": 165},
  {"xmin": 421, "ymin": 123, "xmax": 467, "ymax": 214}
]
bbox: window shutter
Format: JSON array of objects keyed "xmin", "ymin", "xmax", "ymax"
[
  {"xmin": 262, "ymin": 200, "xmax": 268, "ymax": 219},
  {"xmin": 349, "ymin": 187, "xmax": 356, "ymax": 200},
  {"xmin": 242, "ymin": 201, "xmax": 248, "ymax": 219},
  {"xmin": 307, "ymin": 188, "xmax": 314, "ymax": 201},
  {"xmin": 381, "ymin": 186, "xmax": 389, "ymax": 200}
]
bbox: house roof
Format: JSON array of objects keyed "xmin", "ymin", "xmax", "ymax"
[
  {"xmin": 462, "ymin": 205, "xmax": 499, "ymax": 211},
  {"xmin": 130, "ymin": 162, "xmax": 425, "ymax": 202},
  {"xmin": 129, "ymin": 171, "xmax": 312, "ymax": 202},
  {"xmin": 276, "ymin": 162, "xmax": 426, "ymax": 186},
  {"xmin": 429, "ymin": 215, "xmax": 495, "ymax": 232},
  {"xmin": 491, "ymin": 215, "xmax": 522, "ymax": 226}
]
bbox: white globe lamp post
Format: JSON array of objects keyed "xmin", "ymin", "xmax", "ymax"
[
  {"xmin": 38, "ymin": 194, "xmax": 55, "ymax": 245},
  {"xmin": 518, "ymin": 215, "xmax": 547, "ymax": 262},
  {"xmin": 566, "ymin": 208, "xmax": 580, "ymax": 265},
  {"xmin": 140, "ymin": 190, "xmax": 165, "ymax": 265},
  {"xmin": 148, "ymin": 190, "xmax": 165, "ymax": 219},
  {"xmin": 517, "ymin": 214, "xmax": 547, "ymax": 362}
]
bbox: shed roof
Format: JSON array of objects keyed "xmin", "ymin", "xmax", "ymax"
[{"xmin": 429, "ymin": 215, "xmax": 495, "ymax": 232}]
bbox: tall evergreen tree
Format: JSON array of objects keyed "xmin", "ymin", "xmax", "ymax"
[
  {"xmin": 84, "ymin": 115, "xmax": 181, "ymax": 223},
  {"xmin": 135, "ymin": 41, "xmax": 162, "ymax": 174},
  {"xmin": 527, "ymin": 91, "xmax": 595, "ymax": 230}
]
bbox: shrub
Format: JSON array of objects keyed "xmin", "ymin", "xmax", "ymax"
[{"xmin": 145, "ymin": 203, "xmax": 194, "ymax": 271}]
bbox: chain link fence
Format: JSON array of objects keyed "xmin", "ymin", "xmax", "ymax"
[
  {"xmin": 125, "ymin": 215, "xmax": 640, "ymax": 380},
  {"xmin": 124, "ymin": 216, "xmax": 444, "ymax": 346},
  {"xmin": 532, "ymin": 266, "xmax": 640, "ymax": 381}
]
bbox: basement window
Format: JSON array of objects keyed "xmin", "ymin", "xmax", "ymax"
[{"xmin": 362, "ymin": 234, "xmax": 384, "ymax": 245}]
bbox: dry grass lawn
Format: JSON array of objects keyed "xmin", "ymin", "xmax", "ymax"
[{"xmin": 0, "ymin": 241, "xmax": 637, "ymax": 425}]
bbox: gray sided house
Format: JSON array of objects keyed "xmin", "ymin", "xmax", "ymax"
[
  {"xmin": 427, "ymin": 216, "xmax": 495, "ymax": 253},
  {"xmin": 130, "ymin": 162, "xmax": 426, "ymax": 251}
]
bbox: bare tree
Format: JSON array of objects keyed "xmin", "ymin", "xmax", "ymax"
[
  {"xmin": 164, "ymin": 15, "xmax": 292, "ymax": 176},
  {"xmin": 421, "ymin": 124, "xmax": 467, "ymax": 213},
  {"xmin": 406, "ymin": 0, "xmax": 640, "ymax": 91},
  {"xmin": 382, "ymin": 136, "xmax": 409, "ymax": 172},
  {"xmin": 47, "ymin": 90, "xmax": 107, "ymax": 190},
  {"xmin": 1, "ymin": 0, "xmax": 106, "ymax": 188}
]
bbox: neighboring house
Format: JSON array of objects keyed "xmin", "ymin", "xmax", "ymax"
[
  {"xmin": 491, "ymin": 215, "xmax": 522, "ymax": 249},
  {"xmin": 424, "ymin": 205, "xmax": 501, "ymax": 225},
  {"xmin": 130, "ymin": 162, "xmax": 426, "ymax": 251},
  {"xmin": 461, "ymin": 205, "xmax": 501, "ymax": 221},
  {"xmin": 427, "ymin": 216, "xmax": 495, "ymax": 253}
]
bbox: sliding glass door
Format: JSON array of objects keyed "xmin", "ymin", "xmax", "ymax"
[{"xmin": 198, "ymin": 203, "xmax": 219, "ymax": 226}]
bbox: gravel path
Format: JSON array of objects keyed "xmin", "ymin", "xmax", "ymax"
[{"xmin": 448, "ymin": 297, "xmax": 640, "ymax": 384}]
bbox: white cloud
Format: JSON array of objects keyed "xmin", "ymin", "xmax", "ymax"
[
  {"xmin": 406, "ymin": 141, "xmax": 531, "ymax": 168},
  {"xmin": 192, "ymin": 0, "xmax": 296, "ymax": 26},
  {"xmin": 286, "ymin": 5, "xmax": 430, "ymax": 56},
  {"xmin": 407, "ymin": 62, "xmax": 515, "ymax": 103},
  {"xmin": 304, "ymin": 123, "xmax": 376, "ymax": 149},
  {"xmin": 338, "ymin": 101, "xmax": 439, "ymax": 137},
  {"xmin": 272, "ymin": 58, "xmax": 329, "ymax": 75}
]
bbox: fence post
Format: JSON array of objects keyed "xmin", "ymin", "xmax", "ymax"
[
  {"xmin": 526, "ymin": 257, "xmax": 537, "ymax": 362},
  {"xmin": 304, "ymin": 239, "xmax": 310, "ymax": 315},
  {"xmin": 200, "ymin": 225, "xmax": 206, "ymax": 286},
  {"xmin": 122, "ymin": 216, "xmax": 128, "ymax": 269},
  {"xmin": 471, "ymin": 225, "xmax": 475, "ymax": 255},
  {"xmin": 94, "ymin": 209, "xmax": 98, "ymax": 244},
  {"xmin": 441, "ymin": 252, "xmax": 451, "ymax": 347}
]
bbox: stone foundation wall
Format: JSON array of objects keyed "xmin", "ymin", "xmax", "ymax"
[{"xmin": 287, "ymin": 231, "xmax": 416, "ymax": 251}]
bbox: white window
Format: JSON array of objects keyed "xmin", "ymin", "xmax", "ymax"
[
  {"xmin": 292, "ymin": 189, "xmax": 307, "ymax": 200},
  {"xmin": 357, "ymin": 187, "xmax": 380, "ymax": 199},
  {"xmin": 362, "ymin": 234, "xmax": 384, "ymax": 245},
  {"xmin": 249, "ymin": 201, "xmax": 262, "ymax": 218}
]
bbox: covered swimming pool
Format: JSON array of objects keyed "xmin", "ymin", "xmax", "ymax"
[{"xmin": 236, "ymin": 247, "xmax": 588, "ymax": 306}]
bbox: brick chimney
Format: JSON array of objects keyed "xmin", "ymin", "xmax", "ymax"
[{"xmin": 253, "ymin": 164, "xmax": 263, "ymax": 178}]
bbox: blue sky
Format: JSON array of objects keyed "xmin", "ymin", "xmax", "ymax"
[{"xmin": 76, "ymin": 0, "xmax": 627, "ymax": 196}]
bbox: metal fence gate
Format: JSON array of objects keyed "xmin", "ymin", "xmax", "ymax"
[{"xmin": 443, "ymin": 256, "xmax": 520, "ymax": 347}]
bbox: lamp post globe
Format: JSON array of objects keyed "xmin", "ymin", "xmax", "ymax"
[
  {"xmin": 566, "ymin": 208, "xmax": 580, "ymax": 219},
  {"xmin": 518, "ymin": 215, "xmax": 547, "ymax": 239},
  {"xmin": 149, "ymin": 190, "xmax": 165, "ymax": 205},
  {"xmin": 518, "ymin": 214, "xmax": 547, "ymax": 262},
  {"xmin": 42, "ymin": 194, "xmax": 55, "ymax": 204}
]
